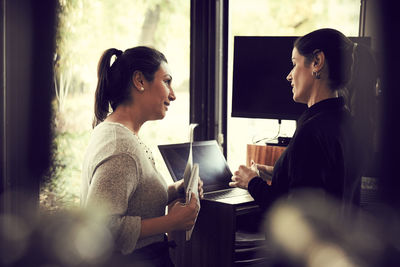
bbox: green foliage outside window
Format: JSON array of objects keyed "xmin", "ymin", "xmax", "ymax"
[{"xmin": 41, "ymin": 0, "xmax": 190, "ymax": 211}]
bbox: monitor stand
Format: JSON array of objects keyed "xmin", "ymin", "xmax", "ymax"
[{"xmin": 266, "ymin": 136, "xmax": 291, "ymax": 147}]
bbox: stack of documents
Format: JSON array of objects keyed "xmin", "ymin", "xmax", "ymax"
[{"xmin": 182, "ymin": 123, "xmax": 200, "ymax": 241}]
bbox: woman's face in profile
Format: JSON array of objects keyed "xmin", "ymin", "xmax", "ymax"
[
  {"xmin": 142, "ymin": 62, "xmax": 176, "ymax": 120},
  {"xmin": 287, "ymin": 47, "xmax": 313, "ymax": 105}
]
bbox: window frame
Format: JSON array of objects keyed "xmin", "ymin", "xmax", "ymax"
[{"xmin": 190, "ymin": 0, "xmax": 228, "ymax": 155}]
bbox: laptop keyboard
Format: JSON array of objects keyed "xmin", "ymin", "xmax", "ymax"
[{"xmin": 205, "ymin": 188, "xmax": 249, "ymax": 200}]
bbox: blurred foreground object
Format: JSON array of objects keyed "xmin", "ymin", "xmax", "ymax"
[
  {"xmin": 264, "ymin": 189, "xmax": 400, "ymax": 267},
  {"xmin": 0, "ymin": 202, "xmax": 114, "ymax": 267}
]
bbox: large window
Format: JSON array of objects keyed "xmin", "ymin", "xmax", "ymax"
[
  {"xmin": 41, "ymin": 0, "xmax": 361, "ymax": 210},
  {"xmin": 227, "ymin": 0, "xmax": 361, "ymax": 169},
  {"xmin": 41, "ymin": 0, "xmax": 190, "ymax": 210}
]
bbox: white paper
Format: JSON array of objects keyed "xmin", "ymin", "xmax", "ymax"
[
  {"xmin": 181, "ymin": 123, "xmax": 199, "ymax": 241},
  {"xmin": 183, "ymin": 123, "xmax": 198, "ymax": 191},
  {"xmin": 185, "ymin": 163, "xmax": 200, "ymax": 241}
]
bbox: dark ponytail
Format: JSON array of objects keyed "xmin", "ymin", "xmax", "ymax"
[
  {"xmin": 92, "ymin": 46, "xmax": 167, "ymax": 128},
  {"xmin": 347, "ymin": 42, "xmax": 379, "ymax": 170},
  {"xmin": 93, "ymin": 48, "xmax": 123, "ymax": 128},
  {"xmin": 347, "ymin": 43, "xmax": 378, "ymax": 124}
]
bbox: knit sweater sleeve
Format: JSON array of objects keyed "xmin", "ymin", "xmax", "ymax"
[{"xmin": 85, "ymin": 153, "xmax": 140, "ymax": 254}]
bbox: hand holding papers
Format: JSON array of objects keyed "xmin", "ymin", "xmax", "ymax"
[
  {"xmin": 185, "ymin": 163, "xmax": 200, "ymax": 240},
  {"xmin": 182, "ymin": 123, "xmax": 200, "ymax": 241},
  {"xmin": 183, "ymin": 123, "xmax": 198, "ymax": 191}
]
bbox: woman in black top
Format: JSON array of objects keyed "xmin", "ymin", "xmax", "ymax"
[{"xmin": 230, "ymin": 28, "xmax": 378, "ymax": 214}]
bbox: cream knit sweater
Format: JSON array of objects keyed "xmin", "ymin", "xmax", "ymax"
[{"xmin": 81, "ymin": 122, "xmax": 168, "ymax": 254}]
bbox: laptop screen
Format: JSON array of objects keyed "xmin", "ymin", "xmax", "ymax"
[{"xmin": 158, "ymin": 140, "xmax": 233, "ymax": 192}]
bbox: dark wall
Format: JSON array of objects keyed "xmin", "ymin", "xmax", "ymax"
[
  {"xmin": 1, "ymin": 0, "xmax": 56, "ymax": 214},
  {"xmin": 377, "ymin": 1, "xmax": 400, "ymax": 213}
]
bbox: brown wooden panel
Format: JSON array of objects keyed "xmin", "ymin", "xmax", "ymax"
[{"xmin": 246, "ymin": 144, "xmax": 286, "ymax": 167}]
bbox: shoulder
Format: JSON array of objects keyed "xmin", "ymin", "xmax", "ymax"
[
  {"xmin": 85, "ymin": 122, "xmax": 141, "ymax": 166},
  {"xmin": 292, "ymin": 107, "xmax": 352, "ymax": 159},
  {"xmin": 300, "ymin": 104, "xmax": 350, "ymax": 137},
  {"xmin": 291, "ymin": 114, "xmax": 332, "ymax": 152},
  {"xmin": 95, "ymin": 122, "xmax": 139, "ymax": 151}
]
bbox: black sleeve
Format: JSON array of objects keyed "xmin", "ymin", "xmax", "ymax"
[{"xmin": 248, "ymin": 177, "xmax": 275, "ymax": 211}]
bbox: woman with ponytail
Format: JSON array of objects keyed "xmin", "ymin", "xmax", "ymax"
[
  {"xmin": 81, "ymin": 46, "xmax": 202, "ymax": 266},
  {"xmin": 230, "ymin": 29, "xmax": 378, "ymax": 216}
]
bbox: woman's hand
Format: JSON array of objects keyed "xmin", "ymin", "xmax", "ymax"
[
  {"xmin": 176, "ymin": 179, "xmax": 185, "ymax": 196},
  {"xmin": 198, "ymin": 178, "xmax": 204, "ymax": 199},
  {"xmin": 253, "ymin": 161, "xmax": 274, "ymax": 176},
  {"xmin": 251, "ymin": 160, "xmax": 274, "ymax": 185},
  {"xmin": 229, "ymin": 165, "xmax": 258, "ymax": 189},
  {"xmin": 168, "ymin": 193, "xmax": 199, "ymax": 231},
  {"xmin": 169, "ymin": 177, "xmax": 204, "ymax": 202},
  {"xmin": 168, "ymin": 180, "xmax": 184, "ymax": 203}
]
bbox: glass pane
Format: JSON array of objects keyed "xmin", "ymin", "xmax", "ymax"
[
  {"xmin": 227, "ymin": 0, "xmax": 360, "ymax": 169},
  {"xmin": 41, "ymin": 0, "xmax": 190, "ymax": 210}
]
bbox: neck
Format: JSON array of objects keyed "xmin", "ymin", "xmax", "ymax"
[
  {"xmin": 307, "ymin": 81, "xmax": 338, "ymax": 107},
  {"xmin": 105, "ymin": 104, "xmax": 145, "ymax": 135}
]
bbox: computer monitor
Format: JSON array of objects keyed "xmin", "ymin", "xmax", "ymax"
[{"xmin": 231, "ymin": 36, "xmax": 371, "ymax": 121}]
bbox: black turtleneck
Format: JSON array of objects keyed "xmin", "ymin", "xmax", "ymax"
[{"xmin": 248, "ymin": 97, "xmax": 361, "ymax": 212}]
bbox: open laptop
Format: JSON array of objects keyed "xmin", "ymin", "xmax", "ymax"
[{"xmin": 158, "ymin": 140, "xmax": 254, "ymax": 203}]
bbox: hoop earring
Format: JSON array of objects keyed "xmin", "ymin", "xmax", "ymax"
[{"xmin": 312, "ymin": 71, "xmax": 321, "ymax": 79}]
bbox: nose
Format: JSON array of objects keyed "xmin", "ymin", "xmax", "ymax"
[
  {"xmin": 168, "ymin": 87, "xmax": 176, "ymax": 101},
  {"xmin": 286, "ymin": 71, "xmax": 292, "ymax": 82}
]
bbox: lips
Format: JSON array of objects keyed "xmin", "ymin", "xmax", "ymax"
[{"xmin": 164, "ymin": 102, "xmax": 170, "ymax": 110}]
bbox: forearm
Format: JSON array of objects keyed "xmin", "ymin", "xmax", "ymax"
[
  {"xmin": 140, "ymin": 214, "xmax": 176, "ymax": 238},
  {"xmin": 254, "ymin": 164, "xmax": 274, "ymax": 185},
  {"xmin": 266, "ymin": 165, "xmax": 274, "ymax": 175}
]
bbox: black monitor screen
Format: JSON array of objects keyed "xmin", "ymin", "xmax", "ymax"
[{"xmin": 232, "ymin": 36, "xmax": 371, "ymax": 121}]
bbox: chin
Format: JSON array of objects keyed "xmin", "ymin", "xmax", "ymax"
[
  {"xmin": 293, "ymin": 96, "xmax": 307, "ymax": 105},
  {"xmin": 149, "ymin": 113, "xmax": 165, "ymax": 121}
]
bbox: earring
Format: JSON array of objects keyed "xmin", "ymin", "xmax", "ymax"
[
  {"xmin": 140, "ymin": 86, "xmax": 145, "ymax": 91},
  {"xmin": 312, "ymin": 71, "xmax": 321, "ymax": 79}
]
